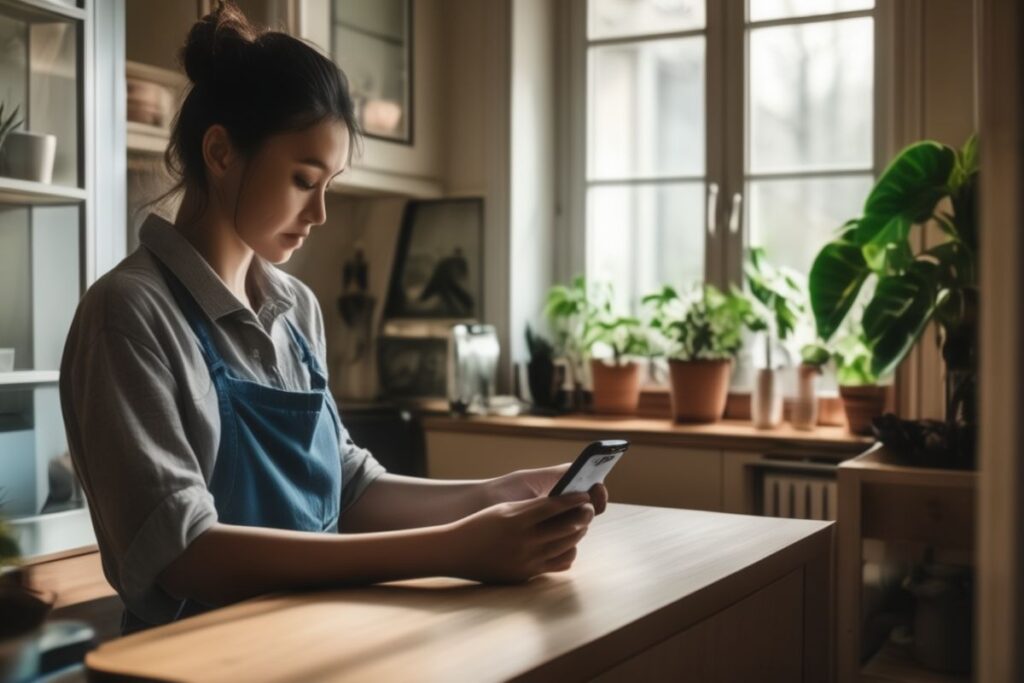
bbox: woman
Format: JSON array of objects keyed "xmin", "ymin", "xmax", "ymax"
[{"xmin": 59, "ymin": 2, "xmax": 605, "ymax": 633}]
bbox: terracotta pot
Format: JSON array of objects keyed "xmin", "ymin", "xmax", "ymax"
[
  {"xmin": 667, "ymin": 359, "xmax": 732, "ymax": 423},
  {"xmin": 839, "ymin": 384, "xmax": 887, "ymax": 435},
  {"xmin": 589, "ymin": 359, "xmax": 641, "ymax": 415}
]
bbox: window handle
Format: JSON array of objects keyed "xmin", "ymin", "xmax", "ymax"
[
  {"xmin": 728, "ymin": 192, "xmax": 743, "ymax": 234},
  {"xmin": 706, "ymin": 182, "xmax": 720, "ymax": 237}
]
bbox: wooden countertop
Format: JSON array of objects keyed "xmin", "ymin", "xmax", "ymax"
[
  {"xmin": 423, "ymin": 413, "xmax": 872, "ymax": 456},
  {"xmin": 87, "ymin": 503, "xmax": 832, "ymax": 682}
]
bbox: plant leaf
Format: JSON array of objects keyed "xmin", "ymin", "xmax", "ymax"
[
  {"xmin": 857, "ymin": 141, "xmax": 956, "ymax": 242},
  {"xmin": 862, "ymin": 260, "xmax": 940, "ymax": 377},
  {"xmin": 809, "ymin": 235, "xmax": 870, "ymax": 341}
]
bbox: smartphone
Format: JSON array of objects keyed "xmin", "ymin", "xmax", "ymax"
[{"xmin": 548, "ymin": 440, "xmax": 629, "ymax": 497}]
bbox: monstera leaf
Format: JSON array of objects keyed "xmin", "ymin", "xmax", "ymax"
[
  {"xmin": 862, "ymin": 260, "xmax": 945, "ymax": 377},
  {"xmin": 809, "ymin": 225, "xmax": 869, "ymax": 342}
]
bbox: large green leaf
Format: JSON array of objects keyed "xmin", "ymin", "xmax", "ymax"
[
  {"xmin": 856, "ymin": 141, "xmax": 956, "ymax": 244},
  {"xmin": 862, "ymin": 260, "xmax": 941, "ymax": 377},
  {"xmin": 809, "ymin": 235, "xmax": 870, "ymax": 341}
]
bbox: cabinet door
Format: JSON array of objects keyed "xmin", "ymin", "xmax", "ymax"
[
  {"xmin": 426, "ymin": 432, "xmax": 723, "ymax": 511},
  {"xmin": 298, "ymin": 0, "xmax": 441, "ymax": 189}
]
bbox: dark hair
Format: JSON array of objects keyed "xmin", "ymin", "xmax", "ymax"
[{"xmin": 152, "ymin": 1, "xmax": 360, "ymax": 220}]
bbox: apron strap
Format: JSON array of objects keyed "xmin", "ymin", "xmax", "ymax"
[
  {"xmin": 153, "ymin": 258, "xmax": 227, "ymax": 374},
  {"xmin": 282, "ymin": 317, "xmax": 327, "ymax": 390}
]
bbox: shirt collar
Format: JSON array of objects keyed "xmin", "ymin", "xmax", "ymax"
[{"xmin": 138, "ymin": 213, "xmax": 296, "ymax": 321}]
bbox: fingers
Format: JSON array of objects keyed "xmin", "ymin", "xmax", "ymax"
[
  {"xmin": 589, "ymin": 483, "xmax": 609, "ymax": 515},
  {"xmin": 540, "ymin": 523, "xmax": 588, "ymax": 558},
  {"xmin": 519, "ymin": 492, "xmax": 591, "ymax": 524},
  {"xmin": 534, "ymin": 502, "xmax": 594, "ymax": 541},
  {"xmin": 542, "ymin": 546, "xmax": 578, "ymax": 572}
]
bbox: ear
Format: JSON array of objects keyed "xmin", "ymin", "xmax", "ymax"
[{"xmin": 201, "ymin": 124, "xmax": 239, "ymax": 180}]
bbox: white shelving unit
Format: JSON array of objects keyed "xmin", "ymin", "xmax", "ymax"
[{"xmin": 0, "ymin": 0, "xmax": 122, "ymax": 560}]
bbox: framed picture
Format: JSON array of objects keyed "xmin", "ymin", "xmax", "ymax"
[{"xmin": 384, "ymin": 198, "xmax": 483, "ymax": 319}]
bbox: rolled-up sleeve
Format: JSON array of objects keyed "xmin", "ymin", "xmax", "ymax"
[{"xmin": 60, "ymin": 322, "xmax": 217, "ymax": 624}]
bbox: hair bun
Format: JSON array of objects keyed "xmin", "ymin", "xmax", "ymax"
[{"xmin": 180, "ymin": 1, "xmax": 258, "ymax": 86}]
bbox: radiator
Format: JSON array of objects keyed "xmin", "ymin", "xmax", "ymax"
[{"xmin": 760, "ymin": 471, "xmax": 838, "ymax": 521}]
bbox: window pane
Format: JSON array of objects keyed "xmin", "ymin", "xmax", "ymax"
[
  {"xmin": 747, "ymin": 175, "xmax": 873, "ymax": 275},
  {"xmin": 748, "ymin": 0, "xmax": 873, "ymax": 22},
  {"xmin": 589, "ymin": 0, "xmax": 705, "ymax": 40},
  {"xmin": 587, "ymin": 182, "xmax": 704, "ymax": 312},
  {"xmin": 589, "ymin": 37, "xmax": 705, "ymax": 179},
  {"xmin": 749, "ymin": 18, "xmax": 873, "ymax": 173}
]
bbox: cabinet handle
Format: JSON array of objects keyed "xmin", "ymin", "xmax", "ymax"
[
  {"xmin": 706, "ymin": 182, "xmax": 720, "ymax": 237},
  {"xmin": 728, "ymin": 192, "xmax": 743, "ymax": 234}
]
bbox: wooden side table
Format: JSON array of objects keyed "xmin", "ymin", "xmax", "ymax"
[{"xmin": 837, "ymin": 444, "xmax": 975, "ymax": 683}]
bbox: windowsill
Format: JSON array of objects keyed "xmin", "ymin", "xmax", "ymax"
[{"xmin": 422, "ymin": 411, "xmax": 872, "ymax": 458}]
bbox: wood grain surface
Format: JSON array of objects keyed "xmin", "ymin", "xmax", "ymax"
[{"xmin": 87, "ymin": 503, "xmax": 832, "ymax": 682}]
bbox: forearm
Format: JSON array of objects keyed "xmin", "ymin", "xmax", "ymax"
[
  {"xmin": 339, "ymin": 473, "xmax": 497, "ymax": 533},
  {"xmin": 159, "ymin": 521, "xmax": 457, "ymax": 607}
]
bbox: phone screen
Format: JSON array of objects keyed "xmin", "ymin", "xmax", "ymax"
[{"xmin": 557, "ymin": 451, "xmax": 625, "ymax": 495}]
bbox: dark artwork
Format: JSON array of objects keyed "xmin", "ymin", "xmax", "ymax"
[
  {"xmin": 377, "ymin": 337, "xmax": 448, "ymax": 398},
  {"xmin": 385, "ymin": 198, "xmax": 483, "ymax": 319}
]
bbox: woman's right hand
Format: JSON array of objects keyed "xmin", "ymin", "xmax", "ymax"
[{"xmin": 444, "ymin": 492, "xmax": 596, "ymax": 584}]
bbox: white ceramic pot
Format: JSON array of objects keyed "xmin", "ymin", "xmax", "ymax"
[
  {"xmin": 0, "ymin": 348, "xmax": 13, "ymax": 373},
  {"xmin": 1, "ymin": 131, "xmax": 57, "ymax": 184},
  {"xmin": 751, "ymin": 367, "xmax": 783, "ymax": 429}
]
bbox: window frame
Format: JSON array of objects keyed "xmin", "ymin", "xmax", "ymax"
[{"xmin": 562, "ymin": 0, "xmax": 893, "ymax": 293}]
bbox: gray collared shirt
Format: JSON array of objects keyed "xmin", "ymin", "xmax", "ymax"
[{"xmin": 59, "ymin": 213, "xmax": 386, "ymax": 625}]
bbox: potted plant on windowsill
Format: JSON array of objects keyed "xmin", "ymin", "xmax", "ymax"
[
  {"xmin": 793, "ymin": 342, "xmax": 831, "ymax": 431},
  {"xmin": 809, "ymin": 136, "xmax": 978, "ymax": 466},
  {"xmin": 643, "ymin": 284, "xmax": 755, "ymax": 423},
  {"xmin": 744, "ymin": 247, "xmax": 805, "ymax": 430},
  {"xmin": 588, "ymin": 311, "xmax": 649, "ymax": 416},
  {"xmin": 833, "ymin": 333, "xmax": 890, "ymax": 435},
  {"xmin": 544, "ymin": 276, "xmax": 597, "ymax": 411}
]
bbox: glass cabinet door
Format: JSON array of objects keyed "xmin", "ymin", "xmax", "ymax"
[
  {"xmin": 0, "ymin": 0, "xmax": 90, "ymax": 558},
  {"xmin": 331, "ymin": 0, "xmax": 412, "ymax": 143}
]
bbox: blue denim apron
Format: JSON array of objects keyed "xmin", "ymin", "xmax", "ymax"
[{"xmin": 123, "ymin": 263, "xmax": 343, "ymax": 634}]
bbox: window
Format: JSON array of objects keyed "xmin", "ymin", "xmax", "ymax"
[{"xmin": 578, "ymin": 0, "xmax": 879, "ymax": 308}]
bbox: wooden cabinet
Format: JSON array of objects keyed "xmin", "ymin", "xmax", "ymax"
[
  {"xmin": 427, "ymin": 431, "xmax": 723, "ymax": 510},
  {"xmin": 424, "ymin": 415, "xmax": 870, "ymax": 514},
  {"xmin": 124, "ymin": 0, "xmax": 442, "ymax": 198},
  {"xmin": 837, "ymin": 445, "xmax": 975, "ymax": 683}
]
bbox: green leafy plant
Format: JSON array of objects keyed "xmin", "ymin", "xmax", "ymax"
[
  {"xmin": 0, "ymin": 102, "xmax": 22, "ymax": 153},
  {"xmin": 809, "ymin": 136, "xmax": 978, "ymax": 423},
  {"xmin": 800, "ymin": 342, "xmax": 832, "ymax": 368},
  {"xmin": 642, "ymin": 284, "xmax": 757, "ymax": 361},
  {"xmin": 544, "ymin": 277, "xmax": 648, "ymax": 369},
  {"xmin": 832, "ymin": 333, "xmax": 881, "ymax": 387},
  {"xmin": 744, "ymin": 247, "xmax": 806, "ymax": 368}
]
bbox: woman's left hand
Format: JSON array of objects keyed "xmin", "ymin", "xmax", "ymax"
[{"xmin": 486, "ymin": 464, "xmax": 608, "ymax": 515}]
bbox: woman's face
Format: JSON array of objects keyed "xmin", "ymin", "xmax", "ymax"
[{"xmin": 229, "ymin": 118, "xmax": 350, "ymax": 264}]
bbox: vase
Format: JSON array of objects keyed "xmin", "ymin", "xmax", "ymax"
[
  {"xmin": 791, "ymin": 364, "xmax": 820, "ymax": 431},
  {"xmin": 751, "ymin": 367, "xmax": 783, "ymax": 429}
]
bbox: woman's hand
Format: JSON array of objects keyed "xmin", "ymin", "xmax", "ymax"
[
  {"xmin": 444, "ymin": 493, "xmax": 595, "ymax": 583},
  {"xmin": 486, "ymin": 464, "xmax": 609, "ymax": 514}
]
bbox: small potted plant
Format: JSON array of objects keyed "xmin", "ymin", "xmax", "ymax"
[
  {"xmin": 834, "ymin": 333, "xmax": 889, "ymax": 435},
  {"xmin": 545, "ymin": 276, "xmax": 596, "ymax": 411},
  {"xmin": 588, "ymin": 309, "xmax": 649, "ymax": 415},
  {"xmin": 0, "ymin": 512, "xmax": 53, "ymax": 682},
  {"xmin": 744, "ymin": 247, "xmax": 805, "ymax": 429},
  {"xmin": 0, "ymin": 102, "xmax": 57, "ymax": 185},
  {"xmin": 643, "ymin": 283, "xmax": 755, "ymax": 423}
]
